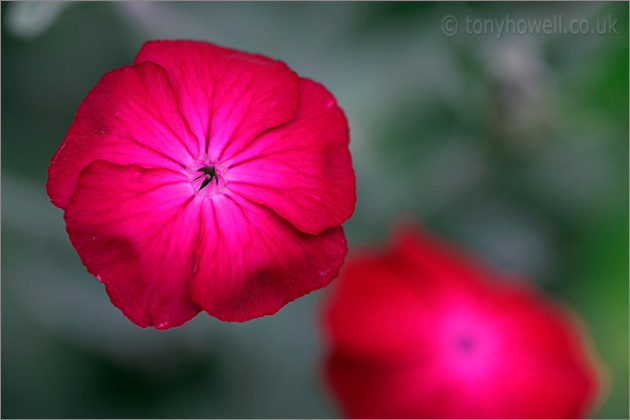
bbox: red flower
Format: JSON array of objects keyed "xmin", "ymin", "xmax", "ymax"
[
  {"xmin": 322, "ymin": 225, "xmax": 602, "ymax": 419},
  {"xmin": 47, "ymin": 40, "xmax": 355, "ymax": 328}
]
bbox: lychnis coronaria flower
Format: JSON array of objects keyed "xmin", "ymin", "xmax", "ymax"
[
  {"xmin": 47, "ymin": 40, "xmax": 355, "ymax": 329},
  {"xmin": 322, "ymin": 225, "xmax": 601, "ymax": 419}
]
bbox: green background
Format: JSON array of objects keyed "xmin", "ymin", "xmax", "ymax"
[{"xmin": 2, "ymin": 1, "xmax": 628, "ymax": 418}]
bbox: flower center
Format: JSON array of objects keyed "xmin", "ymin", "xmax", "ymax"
[
  {"xmin": 188, "ymin": 159, "xmax": 226, "ymax": 197},
  {"xmin": 195, "ymin": 166, "xmax": 218, "ymax": 190},
  {"xmin": 455, "ymin": 335, "xmax": 475, "ymax": 354}
]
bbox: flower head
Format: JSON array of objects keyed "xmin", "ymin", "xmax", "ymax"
[
  {"xmin": 322, "ymin": 224, "xmax": 602, "ymax": 419},
  {"xmin": 47, "ymin": 40, "xmax": 356, "ymax": 328}
]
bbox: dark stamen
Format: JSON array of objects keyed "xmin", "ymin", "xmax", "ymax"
[{"xmin": 196, "ymin": 166, "xmax": 218, "ymax": 191}]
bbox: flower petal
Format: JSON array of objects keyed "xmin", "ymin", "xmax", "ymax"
[
  {"xmin": 322, "ymin": 251, "xmax": 433, "ymax": 360},
  {"xmin": 484, "ymin": 282, "xmax": 600, "ymax": 418},
  {"xmin": 134, "ymin": 40, "xmax": 299, "ymax": 161},
  {"xmin": 64, "ymin": 161, "xmax": 201, "ymax": 329},
  {"xmin": 390, "ymin": 224, "xmax": 496, "ymax": 290},
  {"xmin": 190, "ymin": 192, "xmax": 347, "ymax": 322},
  {"xmin": 47, "ymin": 62, "xmax": 199, "ymax": 210},
  {"xmin": 325, "ymin": 353, "xmax": 451, "ymax": 419},
  {"xmin": 225, "ymin": 78, "xmax": 356, "ymax": 234}
]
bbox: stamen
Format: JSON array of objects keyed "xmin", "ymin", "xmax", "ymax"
[{"xmin": 196, "ymin": 166, "xmax": 219, "ymax": 191}]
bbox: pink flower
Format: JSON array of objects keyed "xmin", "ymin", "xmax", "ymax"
[
  {"xmin": 322, "ymin": 225, "xmax": 602, "ymax": 419},
  {"xmin": 47, "ymin": 40, "xmax": 355, "ymax": 329}
]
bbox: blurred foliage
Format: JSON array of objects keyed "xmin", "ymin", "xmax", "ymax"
[{"xmin": 2, "ymin": 2, "xmax": 628, "ymax": 418}]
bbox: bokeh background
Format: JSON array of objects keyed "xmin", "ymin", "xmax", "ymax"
[{"xmin": 2, "ymin": 1, "xmax": 628, "ymax": 418}]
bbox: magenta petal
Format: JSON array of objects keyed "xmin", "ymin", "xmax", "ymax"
[
  {"xmin": 225, "ymin": 78, "xmax": 356, "ymax": 234},
  {"xmin": 47, "ymin": 62, "xmax": 199, "ymax": 210},
  {"xmin": 64, "ymin": 161, "xmax": 201, "ymax": 329},
  {"xmin": 190, "ymin": 193, "xmax": 347, "ymax": 322},
  {"xmin": 134, "ymin": 40, "xmax": 300, "ymax": 162}
]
